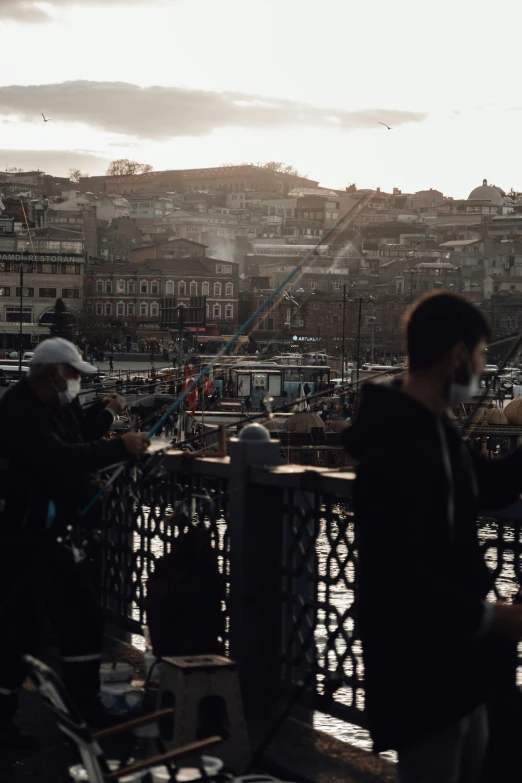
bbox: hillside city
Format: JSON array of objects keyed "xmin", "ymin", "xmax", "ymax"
[{"xmin": 0, "ymin": 163, "xmax": 520, "ymax": 361}]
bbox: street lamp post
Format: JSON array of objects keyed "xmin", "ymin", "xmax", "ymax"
[
  {"xmin": 341, "ymin": 282, "xmax": 347, "ymax": 387},
  {"xmin": 369, "ymin": 316, "xmax": 377, "ymax": 363},
  {"xmin": 356, "ymin": 296, "xmax": 362, "ymax": 390},
  {"xmin": 18, "ymin": 264, "xmax": 24, "ymax": 377}
]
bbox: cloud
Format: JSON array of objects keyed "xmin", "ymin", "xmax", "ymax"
[
  {"xmin": 0, "ymin": 80, "xmax": 427, "ymax": 140},
  {"xmin": 0, "ymin": 0, "xmax": 169, "ymax": 23},
  {"xmin": 0, "ymin": 149, "xmax": 109, "ymax": 176}
]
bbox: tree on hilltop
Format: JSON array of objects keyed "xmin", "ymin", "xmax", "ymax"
[
  {"xmin": 106, "ymin": 159, "xmax": 153, "ymax": 177},
  {"xmin": 68, "ymin": 168, "xmax": 89, "ymax": 183}
]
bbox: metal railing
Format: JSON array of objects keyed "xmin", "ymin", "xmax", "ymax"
[{"xmin": 99, "ymin": 442, "xmax": 522, "ymax": 726}]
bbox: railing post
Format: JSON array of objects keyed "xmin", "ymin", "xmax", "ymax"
[{"xmin": 228, "ymin": 424, "xmax": 283, "ymax": 719}]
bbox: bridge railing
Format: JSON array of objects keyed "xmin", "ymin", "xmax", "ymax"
[{"xmin": 99, "ymin": 434, "xmax": 522, "ymax": 725}]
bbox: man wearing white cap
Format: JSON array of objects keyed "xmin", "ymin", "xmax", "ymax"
[{"xmin": 0, "ymin": 338, "xmax": 150, "ymax": 750}]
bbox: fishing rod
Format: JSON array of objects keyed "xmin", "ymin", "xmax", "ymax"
[{"xmin": 80, "ymin": 193, "xmax": 373, "ymax": 516}]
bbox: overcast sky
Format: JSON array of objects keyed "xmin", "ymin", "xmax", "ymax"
[{"xmin": 0, "ymin": 0, "xmax": 520, "ymax": 197}]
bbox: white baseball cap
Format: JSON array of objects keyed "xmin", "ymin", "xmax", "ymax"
[{"xmin": 31, "ymin": 338, "xmax": 97, "ymax": 375}]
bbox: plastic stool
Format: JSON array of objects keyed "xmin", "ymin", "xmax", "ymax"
[{"xmin": 156, "ymin": 655, "xmax": 250, "ymax": 773}]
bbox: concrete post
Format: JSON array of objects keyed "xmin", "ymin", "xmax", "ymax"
[{"xmin": 228, "ymin": 424, "xmax": 283, "ymax": 719}]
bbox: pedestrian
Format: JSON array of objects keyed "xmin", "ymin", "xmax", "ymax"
[
  {"xmin": 343, "ymin": 292, "xmax": 522, "ymax": 782},
  {"xmin": 244, "ymin": 396, "xmax": 252, "ymax": 413},
  {"xmin": 0, "ymin": 338, "xmax": 150, "ymax": 749},
  {"xmin": 109, "ymin": 356, "xmax": 114, "ymax": 372},
  {"xmin": 303, "ymin": 383, "xmax": 311, "ymax": 396}
]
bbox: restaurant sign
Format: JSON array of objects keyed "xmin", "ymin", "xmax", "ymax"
[{"xmin": 0, "ymin": 253, "xmax": 81, "ymax": 263}]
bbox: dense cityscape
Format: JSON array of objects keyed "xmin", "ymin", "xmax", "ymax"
[{"xmin": 1, "ymin": 165, "xmax": 520, "ymax": 362}]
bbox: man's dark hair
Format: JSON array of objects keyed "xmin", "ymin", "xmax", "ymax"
[{"xmin": 404, "ymin": 291, "xmax": 491, "ymax": 372}]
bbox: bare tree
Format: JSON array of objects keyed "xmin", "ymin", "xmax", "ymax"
[
  {"xmin": 506, "ymin": 187, "xmax": 522, "ymax": 201},
  {"xmin": 6, "ymin": 166, "xmax": 23, "ymax": 173},
  {"xmin": 68, "ymin": 168, "xmax": 89, "ymax": 183},
  {"xmin": 106, "ymin": 159, "xmax": 153, "ymax": 177},
  {"xmin": 344, "ymin": 183, "xmax": 357, "ymax": 193}
]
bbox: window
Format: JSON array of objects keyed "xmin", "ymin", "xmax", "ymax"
[
  {"xmin": 127, "ymin": 302, "xmax": 135, "ymax": 316},
  {"xmin": 6, "ymin": 306, "xmax": 31, "ymax": 323},
  {"xmin": 140, "ymin": 280, "xmax": 148, "ymax": 294},
  {"xmin": 0, "ymin": 287, "xmax": 10, "ymax": 296},
  {"xmin": 213, "ymin": 303, "xmax": 221, "ymax": 319},
  {"xmin": 223, "ymin": 265, "xmax": 232, "ymax": 274},
  {"xmin": 179, "ymin": 281, "xmax": 186, "ymax": 295},
  {"xmin": 87, "ymin": 303, "xmax": 93, "ymax": 315},
  {"xmin": 202, "ymin": 281, "xmax": 209, "ymax": 296},
  {"xmin": 206, "ymin": 304, "xmax": 210, "ymax": 319},
  {"xmin": 166, "ymin": 280, "xmax": 174, "ymax": 295},
  {"xmin": 39, "ymin": 288, "xmax": 57, "ymax": 298},
  {"xmin": 225, "ymin": 304, "xmax": 233, "ymax": 319},
  {"xmin": 96, "ymin": 303, "xmax": 103, "ymax": 315},
  {"xmin": 333, "ymin": 282, "xmax": 342, "ymax": 290},
  {"xmin": 116, "ymin": 279, "xmax": 125, "ymax": 294},
  {"xmin": 96, "ymin": 280, "xmax": 103, "ymax": 294},
  {"xmin": 309, "ymin": 281, "xmax": 317, "ymax": 290},
  {"xmin": 104, "ymin": 302, "xmax": 112, "ymax": 316},
  {"xmin": 62, "ymin": 289, "xmax": 80, "ymax": 299},
  {"xmin": 150, "ymin": 302, "xmax": 159, "ymax": 317},
  {"xmin": 127, "ymin": 281, "xmax": 135, "ymax": 294},
  {"xmin": 117, "ymin": 302, "xmax": 125, "ymax": 316},
  {"xmin": 16, "ymin": 285, "xmax": 34, "ymax": 296},
  {"xmin": 151, "ymin": 280, "xmax": 160, "ymax": 295},
  {"xmin": 216, "ymin": 264, "xmax": 223, "ymax": 274},
  {"xmin": 140, "ymin": 302, "xmax": 148, "ymax": 316},
  {"xmin": 214, "ymin": 282, "xmax": 222, "ymax": 297},
  {"xmin": 105, "ymin": 281, "xmax": 112, "ymax": 294},
  {"xmin": 190, "ymin": 281, "xmax": 197, "ymax": 295},
  {"xmin": 225, "ymin": 282, "xmax": 233, "ymax": 297}
]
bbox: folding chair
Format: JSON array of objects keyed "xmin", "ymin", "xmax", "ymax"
[{"xmin": 24, "ymin": 655, "xmax": 223, "ymax": 783}]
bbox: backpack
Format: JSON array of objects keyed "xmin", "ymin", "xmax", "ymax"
[{"xmin": 144, "ymin": 525, "xmax": 225, "ymax": 657}]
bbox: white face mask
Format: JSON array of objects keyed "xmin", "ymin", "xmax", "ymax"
[
  {"xmin": 56, "ymin": 376, "xmax": 81, "ymax": 405},
  {"xmin": 448, "ymin": 372, "xmax": 480, "ymax": 404}
]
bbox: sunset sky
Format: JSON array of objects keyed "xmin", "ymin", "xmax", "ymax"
[{"xmin": 0, "ymin": 0, "xmax": 520, "ymax": 198}]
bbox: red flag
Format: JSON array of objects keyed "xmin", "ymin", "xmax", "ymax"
[
  {"xmin": 203, "ymin": 376, "xmax": 215, "ymax": 396},
  {"xmin": 183, "ymin": 362, "xmax": 197, "ymax": 412}
]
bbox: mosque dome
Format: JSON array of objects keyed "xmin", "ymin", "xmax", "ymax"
[
  {"xmin": 504, "ymin": 397, "xmax": 522, "ymax": 425},
  {"xmin": 467, "ymin": 179, "xmax": 504, "ymax": 205},
  {"xmin": 486, "ymin": 407, "xmax": 508, "ymax": 425},
  {"xmin": 285, "ymin": 411, "xmax": 325, "ymax": 433}
]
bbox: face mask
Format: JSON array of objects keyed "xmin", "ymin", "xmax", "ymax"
[
  {"xmin": 56, "ymin": 376, "xmax": 81, "ymax": 405},
  {"xmin": 448, "ymin": 366, "xmax": 480, "ymax": 404}
]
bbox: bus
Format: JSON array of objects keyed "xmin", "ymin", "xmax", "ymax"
[{"xmin": 209, "ymin": 361, "xmax": 331, "ymax": 402}]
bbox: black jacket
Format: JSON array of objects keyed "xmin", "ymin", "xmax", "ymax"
[
  {"xmin": 0, "ymin": 378, "xmax": 128, "ymax": 548},
  {"xmin": 343, "ymin": 380, "xmax": 522, "ymax": 752}
]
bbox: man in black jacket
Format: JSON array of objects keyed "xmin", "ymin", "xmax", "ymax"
[
  {"xmin": 0, "ymin": 338, "xmax": 150, "ymax": 749},
  {"xmin": 343, "ymin": 293, "xmax": 522, "ymax": 783}
]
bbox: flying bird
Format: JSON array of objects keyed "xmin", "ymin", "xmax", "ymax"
[
  {"xmin": 41, "ymin": 113, "xmax": 52, "ymax": 123},
  {"xmin": 378, "ymin": 121, "xmax": 392, "ymax": 130}
]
